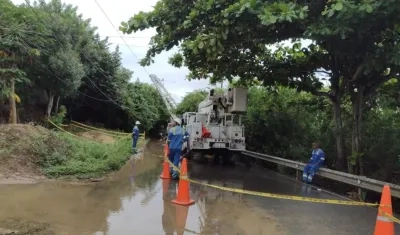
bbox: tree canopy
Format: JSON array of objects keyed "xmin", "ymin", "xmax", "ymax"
[
  {"xmin": 121, "ymin": 0, "xmax": 400, "ymax": 172},
  {"xmin": 121, "ymin": 0, "xmax": 399, "ymax": 84},
  {"xmin": 0, "ymin": 0, "xmax": 168, "ymax": 133},
  {"xmin": 175, "ymin": 90, "xmax": 208, "ymax": 114}
]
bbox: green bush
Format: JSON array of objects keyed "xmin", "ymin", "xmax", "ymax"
[
  {"xmin": 43, "ymin": 134, "xmax": 133, "ymax": 177},
  {"xmin": 49, "ymin": 105, "xmax": 67, "ymax": 126},
  {"xmin": 30, "ymin": 131, "xmax": 136, "ymax": 178},
  {"xmin": 243, "ymin": 86, "xmax": 334, "ymax": 162},
  {"xmin": 30, "ymin": 131, "xmax": 71, "ymax": 168}
]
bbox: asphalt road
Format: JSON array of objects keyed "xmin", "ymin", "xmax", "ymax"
[{"xmin": 188, "ymin": 162, "xmax": 400, "ymax": 235}]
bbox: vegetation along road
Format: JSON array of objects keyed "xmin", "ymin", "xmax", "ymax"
[{"xmin": 0, "ymin": 0, "xmax": 399, "ymax": 234}]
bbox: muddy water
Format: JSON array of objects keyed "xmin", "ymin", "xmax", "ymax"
[
  {"xmin": 0, "ymin": 141, "xmax": 284, "ymax": 235},
  {"xmin": 1, "ymin": 140, "xmax": 387, "ymax": 235}
]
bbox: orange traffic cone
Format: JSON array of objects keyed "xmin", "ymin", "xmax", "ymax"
[
  {"xmin": 175, "ymin": 204, "xmax": 190, "ymax": 235},
  {"xmin": 374, "ymin": 185, "xmax": 395, "ymax": 235},
  {"xmin": 171, "ymin": 158, "xmax": 195, "ymax": 206},
  {"xmin": 162, "ymin": 143, "xmax": 169, "ymax": 166},
  {"xmin": 160, "ymin": 157, "xmax": 171, "ymax": 179},
  {"xmin": 160, "ymin": 144, "xmax": 171, "ymax": 179}
]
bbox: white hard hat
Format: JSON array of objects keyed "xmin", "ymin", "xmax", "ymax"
[
  {"xmin": 173, "ymin": 117, "xmax": 181, "ymax": 125},
  {"xmin": 135, "ymin": 121, "xmax": 141, "ymax": 125}
]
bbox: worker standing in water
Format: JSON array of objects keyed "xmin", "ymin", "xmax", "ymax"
[
  {"xmin": 132, "ymin": 121, "xmax": 141, "ymax": 154},
  {"xmin": 167, "ymin": 117, "xmax": 189, "ymax": 179},
  {"xmin": 302, "ymin": 141, "xmax": 325, "ymax": 183}
]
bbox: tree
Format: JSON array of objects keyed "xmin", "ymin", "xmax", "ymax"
[
  {"xmin": 124, "ymin": 81, "xmax": 169, "ymax": 131},
  {"xmin": 0, "ymin": 0, "xmax": 42, "ymax": 123},
  {"xmin": 0, "ymin": 0, "xmax": 168, "ymax": 134},
  {"xmin": 121, "ymin": 0, "xmax": 400, "ymax": 172},
  {"xmin": 26, "ymin": 0, "xmax": 94, "ymax": 118},
  {"xmin": 43, "ymin": 49, "xmax": 85, "ymax": 117},
  {"xmin": 175, "ymin": 90, "xmax": 207, "ymax": 114}
]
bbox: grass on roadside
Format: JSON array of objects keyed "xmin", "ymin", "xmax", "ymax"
[{"xmin": 32, "ymin": 131, "xmax": 144, "ymax": 178}]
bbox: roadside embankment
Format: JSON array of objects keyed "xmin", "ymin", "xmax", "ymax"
[{"xmin": 0, "ymin": 123, "xmax": 147, "ymax": 184}]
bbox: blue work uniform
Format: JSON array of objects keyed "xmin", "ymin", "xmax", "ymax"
[
  {"xmin": 167, "ymin": 125, "xmax": 189, "ymax": 178},
  {"xmin": 303, "ymin": 148, "xmax": 325, "ymax": 183},
  {"xmin": 132, "ymin": 125, "xmax": 139, "ymax": 152}
]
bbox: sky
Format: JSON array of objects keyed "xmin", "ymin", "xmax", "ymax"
[{"xmin": 12, "ymin": 0, "xmax": 218, "ymax": 103}]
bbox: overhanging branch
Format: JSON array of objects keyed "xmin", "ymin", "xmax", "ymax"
[
  {"xmin": 364, "ymin": 74, "xmax": 398, "ymax": 97},
  {"xmin": 349, "ymin": 65, "xmax": 363, "ymax": 82},
  {"xmin": 314, "ymin": 91, "xmax": 330, "ymax": 97}
]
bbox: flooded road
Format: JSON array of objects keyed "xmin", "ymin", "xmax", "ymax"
[{"xmin": 0, "ymin": 140, "xmax": 398, "ymax": 234}]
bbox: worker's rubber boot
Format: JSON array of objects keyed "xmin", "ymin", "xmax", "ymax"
[
  {"xmin": 302, "ymin": 173, "xmax": 308, "ymax": 182},
  {"xmin": 172, "ymin": 171, "xmax": 179, "ymax": 180},
  {"xmin": 307, "ymin": 175, "xmax": 313, "ymax": 183}
]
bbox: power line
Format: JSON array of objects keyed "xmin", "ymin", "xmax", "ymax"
[
  {"xmin": 93, "ymin": 1, "xmax": 179, "ymax": 121},
  {"xmin": 93, "ymin": 0, "xmax": 151, "ymax": 76},
  {"xmin": 0, "ymin": 27, "xmax": 152, "ymax": 40},
  {"xmin": 109, "ymin": 43, "xmax": 148, "ymax": 47},
  {"xmin": 26, "ymin": 2, "xmax": 124, "ymax": 109},
  {"xmin": 100, "ymin": 35, "xmax": 151, "ymax": 39}
]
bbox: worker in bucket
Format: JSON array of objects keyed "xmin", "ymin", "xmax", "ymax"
[
  {"xmin": 132, "ymin": 121, "xmax": 141, "ymax": 154},
  {"xmin": 167, "ymin": 117, "xmax": 189, "ymax": 179},
  {"xmin": 302, "ymin": 141, "xmax": 325, "ymax": 183}
]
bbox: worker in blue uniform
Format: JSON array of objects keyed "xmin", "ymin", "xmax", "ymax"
[
  {"xmin": 167, "ymin": 117, "xmax": 189, "ymax": 179},
  {"xmin": 132, "ymin": 121, "xmax": 140, "ymax": 154},
  {"xmin": 303, "ymin": 142, "xmax": 325, "ymax": 183}
]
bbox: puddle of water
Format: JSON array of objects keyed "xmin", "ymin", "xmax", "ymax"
[{"xmin": 0, "ymin": 141, "xmax": 284, "ymax": 235}]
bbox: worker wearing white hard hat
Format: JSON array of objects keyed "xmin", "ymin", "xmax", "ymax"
[
  {"xmin": 132, "ymin": 121, "xmax": 141, "ymax": 154},
  {"xmin": 167, "ymin": 116, "xmax": 189, "ymax": 179},
  {"xmin": 173, "ymin": 117, "xmax": 181, "ymax": 125}
]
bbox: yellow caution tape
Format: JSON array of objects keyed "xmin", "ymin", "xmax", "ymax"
[
  {"xmin": 69, "ymin": 123, "xmax": 138, "ymax": 141},
  {"xmin": 380, "ymin": 210, "xmax": 400, "ymax": 224},
  {"xmin": 164, "ymin": 158, "xmax": 378, "ymax": 207},
  {"xmin": 47, "ymin": 119, "xmax": 133, "ymax": 144},
  {"xmin": 47, "ymin": 119, "xmax": 93, "ymax": 141},
  {"xmin": 70, "ymin": 123, "xmax": 114, "ymax": 134},
  {"xmin": 189, "ymin": 178, "xmax": 379, "ymax": 206},
  {"xmin": 70, "ymin": 123, "xmax": 125, "ymax": 137},
  {"xmin": 13, "ymin": 93, "xmax": 21, "ymax": 103},
  {"xmin": 71, "ymin": 120, "xmax": 128, "ymax": 136},
  {"xmin": 71, "ymin": 120, "xmax": 146, "ymax": 139},
  {"xmin": 164, "ymin": 155, "xmax": 400, "ymax": 224}
]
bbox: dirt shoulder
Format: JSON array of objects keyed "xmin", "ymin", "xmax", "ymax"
[
  {"xmin": 0, "ymin": 124, "xmax": 48, "ymax": 184},
  {"xmin": 0, "ymin": 124, "xmax": 147, "ymax": 185}
]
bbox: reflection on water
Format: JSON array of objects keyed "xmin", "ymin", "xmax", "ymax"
[{"xmin": 0, "ymin": 141, "xmax": 283, "ymax": 235}]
